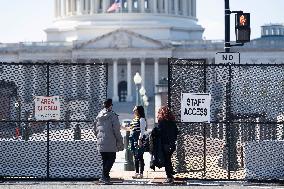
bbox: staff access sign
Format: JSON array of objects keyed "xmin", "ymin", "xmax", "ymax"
[
  {"xmin": 35, "ymin": 96, "xmax": 60, "ymax": 121},
  {"xmin": 181, "ymin": 93, "xmax": 211, "ymax": 123}
]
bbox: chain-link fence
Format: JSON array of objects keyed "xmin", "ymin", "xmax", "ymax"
[
  {"xmin": 168, "ymin": 58, "xmax": 284, "ymax": 180},
  {"xmin": 0, "ymin": 62, "xmax": 108, "ymax": 180}
]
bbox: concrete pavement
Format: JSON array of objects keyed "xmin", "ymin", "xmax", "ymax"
[{"xmin": 1, "ymin": 181, "xmax": 284, "ymax": 189}]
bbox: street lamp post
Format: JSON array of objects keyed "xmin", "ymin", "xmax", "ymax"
[
  {"xmin": 139, "ymin": 86, "xmax": 149, "ymax": 117},
  {"xmin": 133, "ymin": 72, "xmax": 142, "ymax": 105},
  {"xmin": 139, "ymin": 86, "xmax": 146, "ymax": 105},
  {"xmin": 142, "ymin": 95, "xmax": 149, "ymax": 117}
]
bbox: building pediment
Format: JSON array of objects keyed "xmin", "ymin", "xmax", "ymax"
[{"xmin": 74, "ymin": 29, "xmax": 168, "ymax": 49}]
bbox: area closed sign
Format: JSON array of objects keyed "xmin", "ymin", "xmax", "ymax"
[
  {"xmin": 181, "ymin": 93, "xmax": 211, "ymax": 123},
  {"xmin": 35, "ymin": 96, "xmax": 60, "ymax": 121}
]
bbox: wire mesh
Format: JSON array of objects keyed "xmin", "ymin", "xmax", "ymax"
[
  {"xmin": 168, "ymin": 58, "xmax": 284, "ymax": 180},
  {"xmin": 0, "ymin": 62, "xmax": 107, "ymax": 179}
]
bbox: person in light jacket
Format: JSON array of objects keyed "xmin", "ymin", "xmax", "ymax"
[{"xmin": 95, "ymin": 99, "xmax": 124, "ymax": 184}]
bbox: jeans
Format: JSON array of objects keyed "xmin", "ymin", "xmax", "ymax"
[
  {"xmin": 162, "ymin": 144, "xmax": 176, "ymax": 178},
  {"xmin": 130, "ymin": 131, "xmax": 145, "ymax": 174},
  {"xmin": 134, "ymin": 149, "xmax": 145, "ymax": 174},
  {"xmin": 100, "ymin": 152, "xmax": 116, "ymax": 179}
]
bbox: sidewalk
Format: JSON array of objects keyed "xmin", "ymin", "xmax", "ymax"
[{"xmin": 1, "ymin": 180, "xmax": 284, "ymax": 189}]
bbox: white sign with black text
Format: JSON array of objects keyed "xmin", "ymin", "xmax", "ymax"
[
  {"xmin": 181, "ymin": 93, "xmax": 211, "ymax": 123},
  {"xmin": 215, "ymin": 52, "xmax": 240, "ymax": 64},
  {"xmin": 35, "ymin": 96, "xmax": 60, "ymax": 121}
]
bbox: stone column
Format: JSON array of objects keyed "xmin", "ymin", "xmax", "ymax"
[
  {"xmin": 126, "ymin": 59, "xmax": 133, "ymax": 102},
  {"xmin": 192, "ymin": 0, "xmax": 196, "ymax": 17},
  {"xmin": 86, "ymin": 0, "xmax": 90, "ymax": 14},
  {"xmin": 141, "ymin": 0, "xmax": 145, "ymax": 13},
  {"xmin": 153, "ymin": 0, "xmax": 157, "ymax": 13},
  {"xmin": 54, "ymin": 0, "xmax": 58, "ymax": 18},
  {"xmin": 78, "ymin": 0, "xmax": 83, "ymax": 15},
  {"xmin": 154, "ymin": 59, "xmax": 159, "ymax": 87},
  {"xmin": 112, "ymin": 59, "xmax": 119, "ymax": 102},
  {"xmin": 94, "ymin": 0, "xmax": 99, "ymax": 13},
  {"xmin": 158, "ymin": 0, "xmax": 163, "ymax": 13},
  {"xmin": 66, "ymin": 0, "xmax": 69, "ymax": 15},
  {"xmin": 71, "ymin": 0, "xmax": 75, "ymax": 15},
  {"xmin": 141, "ymin": 59, "xmax": 145, "ymax": 87},
  {"xmin": 174, "ymin": 0, "xmax": 179, "ymax": 15},
  {"xmin": 90, "ymin": 0, "xmax": 95, "ymax": 14},
  {"xmin": 103, "ymin": 0, "xmax": 110, "ymax": 13},
  {"xmin": 164, "ymin": 0, "xmax": 169, "ymax": 14},
  {"xmin": 127, "ymin": 0, "xmax": 132, "ymax": 13},
  {"xmin": 182, "ymin": 0, "xmax": 187, "ymax": 16},
  {"xmin": 62, "ymin": 0, "xmax": 66, "ymax": 16},
  {"xmin": 58, "ymin": 0, "xmax": 62, "ymax": 17},
  {"xmin": 168, "ymin": 0, "xmax": 172, "ymax": 14}
]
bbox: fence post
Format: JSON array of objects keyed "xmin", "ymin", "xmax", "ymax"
[{"xmin": 225, "ymin": 64, "xmax": 238, "ymax": 179}]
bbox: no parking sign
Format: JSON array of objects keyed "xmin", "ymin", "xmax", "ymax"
[{"xmin": 181, "ymin": 93, "xmax": 211, "ymax": 123}]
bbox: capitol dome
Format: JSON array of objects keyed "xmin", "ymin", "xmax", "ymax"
[{"xmin": 45, "ymin": 0, "xmax": 204, "ymax": 42}]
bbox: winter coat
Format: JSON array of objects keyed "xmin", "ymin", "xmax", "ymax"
[
  {"xmin": 149, "ymin": 127, "xmax": 165, "ymax": 169},
  {"xmin": 157, "ymin": 120, "xmax": 178, "ymax": 146},
  {"xmin": 149, "ymin": 120, "xmax": 178, "ymax": 170},
  {"xmin": 95, "ymin": 108, "xmax": 124, "ymax": 152}
]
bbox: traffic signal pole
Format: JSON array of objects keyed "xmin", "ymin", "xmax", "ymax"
[{"xmin": 225, "ymin": 0, "xmax": 231, "ymax": 53}]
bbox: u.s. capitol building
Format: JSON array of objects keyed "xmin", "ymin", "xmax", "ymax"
[{"xmin": 0, "ymin": 0, "xmax": 284, "ymax": 121}]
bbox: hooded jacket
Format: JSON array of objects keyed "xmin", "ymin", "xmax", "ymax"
[{"xmin": 95, "ymin": 108, "xmax": 124, "ymax": 152}]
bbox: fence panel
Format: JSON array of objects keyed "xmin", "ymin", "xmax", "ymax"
[
  {"xmin": 168, "ymin": 58, "xmax": 284, "ymax": 180},
  {"xmin": 0, "ymin": 62, "xmax": 107, "ymax": 180}
]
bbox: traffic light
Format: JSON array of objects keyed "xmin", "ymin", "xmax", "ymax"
[{"xmin": 235, "ymin": 13, "xmax": 251, "ymax": 43}]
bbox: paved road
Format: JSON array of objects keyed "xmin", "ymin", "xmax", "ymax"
[{"xmin": 1, "ymin": 181, "xmax": 284, "ymax": 189}]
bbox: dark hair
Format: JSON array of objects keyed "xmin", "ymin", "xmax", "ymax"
[
  {"xmin": 157, "ymin": 106, "xmax": 175, "ymax": 122},
  {"xmin": 136, "ymin": 106, "xmax": 145, "ymax": 118},
  {"xmin": 104, "ymin": 99, "xmax": 113, "ymax": 108}
]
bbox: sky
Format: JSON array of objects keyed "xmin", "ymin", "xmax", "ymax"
[{"xmin": 0, "ymin": 0, "xmax": 283, "ymax": 43}]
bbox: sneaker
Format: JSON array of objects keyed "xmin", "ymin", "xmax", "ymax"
[
  {"xmin": 163, "ymin": 178, "xmax": 174, "ymax": 184},
  {"xmin": 98, "ymin": 177, "xmax": 111, "ymax": 185},
  {"xmin": 132, "ymin": 173, "xmax": 140, "ymax": 179},
  {"xmin": 138, "ymin": 174, "xmax": 143, "ymax": 179}
]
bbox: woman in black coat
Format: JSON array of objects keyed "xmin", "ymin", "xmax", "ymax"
[{"xmin": 156, "ymin": 106, "xmax": 178, "ymax": 184}]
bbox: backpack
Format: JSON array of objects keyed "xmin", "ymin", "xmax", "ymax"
[{"xmin": 142, "ymin": 131, "xmax": 151, "ymax": 152}]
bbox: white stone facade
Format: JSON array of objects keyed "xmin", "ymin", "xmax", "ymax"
[{"xmin": 0, "ymin": 1, "xmax": 284, "ymax": 106}]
